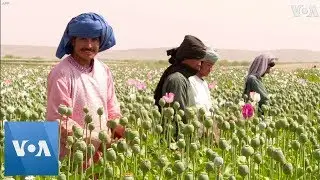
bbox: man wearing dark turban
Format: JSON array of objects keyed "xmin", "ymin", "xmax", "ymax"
[
  {"xmin": 154, "ymin": 35, "xmax": 206, "ymax": 112},
  {"xmin": 46, "ymin": 13, "xmax": 123, "ymax": 162}
]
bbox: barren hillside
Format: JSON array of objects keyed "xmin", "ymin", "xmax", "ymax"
[{"xmin": 1, "ymin": 45, "xmax": 320, "ymax": 62}]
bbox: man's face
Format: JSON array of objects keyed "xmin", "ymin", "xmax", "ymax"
[
  {"xmin": 72, "ymin": 37, "xmax": 100, "ymax": 63},
  {"xmin": 199, "ymin": 61, "xmax": 214, "ymax": 77},
  {"xmin": 182, "ymin": 59, "xmax": 202, "ymax": 71},
  {"xmin": 265, "ymin": 66, "xmax": 272, "ymax": 74},
  {"xmin": 264, "ymin": 61, "xmax": 275, "ymax": 75}
]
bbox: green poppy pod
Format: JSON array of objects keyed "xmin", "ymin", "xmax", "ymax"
[
  {"xmin": 173, "ymin": 160, "xmax": 185, "ymax": 174},
  {"xmin": 198, "ymin": 172, "xmax": 209, "ymax": 180},
  {"xmin": 241, "ymin": 145, "xmax": 254, "ymax": 158},
  {"xmin": 106, "ymin": 148, "xmax": 117, "ymax": 162},
  {"xmin": 140, "ymin": 159, "xmax": 151, "ymax": 174},
  {"xmin": 238, "ymin": 164, "xmax": 249, "ymax": 177}
]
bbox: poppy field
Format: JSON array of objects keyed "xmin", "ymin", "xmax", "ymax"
[{"xmin": 0, "ymin": 62, "xmax": 319, "ymax": 180}]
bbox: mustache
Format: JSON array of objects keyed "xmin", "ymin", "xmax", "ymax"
[{"xmin": 80, "ymin": 48, "xmax": 94, "ymax": 52}]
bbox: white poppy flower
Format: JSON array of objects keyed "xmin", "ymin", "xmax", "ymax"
[
  {"xmin": 238, "ymin": 100, "xmax": 245, "ymax": 107},
  {"xmin": 250, "ymin": 92, "xmax": 261, "ymax": 103}
]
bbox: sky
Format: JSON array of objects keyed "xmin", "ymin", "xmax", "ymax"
[{"xmin": 1, "ymin": 0, "xmax": 320, "ymax": 51}]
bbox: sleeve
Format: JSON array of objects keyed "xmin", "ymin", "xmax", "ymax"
[
  {"xmin": 105, "ymin": 67, "xmax": 122, "ymax": 120},
  {"xmin": 162, "ymin": 74, "xmax": 188, "ymax": 110},
  {"xmin": 46, "ymin": 70, "xmax": 71, "ymax": 120},
  {"xmin": 46, "ymin": 70, "xmax": 80, "ymax": 128}
]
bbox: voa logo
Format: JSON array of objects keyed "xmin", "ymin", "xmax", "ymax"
[
  {"xmin": 4, "ymin": 121, "xmax": 59, "ymax": 176},
  {"xmin": 290, "ymin": 0, "xmax": 320, "ymax": 17},
  {"xmin": 12, "ymin": 140, "xmax": 51, "ymax": 157},
  {"xmin": 291, "ymin": 4, "xmax": 319, "ymax": 17}
]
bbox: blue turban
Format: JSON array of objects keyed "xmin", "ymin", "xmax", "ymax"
[{"xmin": 56, "ymin": 12, "xmax": 116, "ymax": 59}]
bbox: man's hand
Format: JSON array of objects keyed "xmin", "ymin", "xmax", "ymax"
[
  {"xmin": 113, "ymin": 125, "xmax": 125, "ymax": 138},
  {"xmin": 59, "ymin": 119, "xmax": 82, "ymax": 144},
  {"xmin": 84, "ymin": 131, "xmax": 103, "ymax": 151},
  {"xmin": 86, "ymin": 130, "xmax": 115, "ymax": 152}
]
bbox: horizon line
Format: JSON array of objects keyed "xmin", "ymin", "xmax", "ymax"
[{"xmin": 1, "ymin": 44, "xmax": 320, "ymax": 52}]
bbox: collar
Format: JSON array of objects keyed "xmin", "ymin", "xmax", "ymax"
[
  {"xmin": 177, "ymin": 63, "xmax": 198, "ymax": 78},
  {"xmin": 68, "ymin": 55, "xmax": 94, "ymax": 73}
]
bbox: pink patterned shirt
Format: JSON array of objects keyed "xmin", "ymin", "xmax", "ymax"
[
  {"xmin": 46, "ymin": 55, "xmax": 121, "ymax": 156},
  {"xmin": 46, "ymin": 55, "xmax": 121, "ymax": 124}
]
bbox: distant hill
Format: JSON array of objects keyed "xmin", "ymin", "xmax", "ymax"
[{"xmin": 1, "ymin": 45, "xmax": 320, "ymax": 62}]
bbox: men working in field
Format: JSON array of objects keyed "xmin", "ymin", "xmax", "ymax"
[
  {"xmin": 154, "ymin": 35, "xmax": 206, "ymax": 139},
  {"xmin": 243, "ymin": 53, "xmax": 277, "ymax": 114},
  {"xmin": 189, "ymin": 48, "xmax": 219, "ymax": 116},
  {"xmin": 154, "ymin": 35, "xmax": 207, "ymax": 112},
  {"xmin": 46, "ymin": 12, "xmax": 123, "ymax": 160},
  {"xmin": 189, "ymin": 48, "xmax": 220, "ymax": 141}
]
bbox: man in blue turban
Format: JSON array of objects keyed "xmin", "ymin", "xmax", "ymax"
[
  {"xmin": 47, "ymin": 12, "xmax": 123, "ymax": 163},
  {"xmin": 56, "ymin": 12, "xmax": 116, "ymax": 60}
]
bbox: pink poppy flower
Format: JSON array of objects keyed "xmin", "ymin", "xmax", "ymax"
[
  {"xmin": 4, "ymin": 79, "xmax": 12, "ymax": 85},
  {"xmin": 208, "ymin": 81, "xmax": 217, "ymax": 89},
  {"xmin": 162, "ymin": 92, "xmax": 175, "ymax": 104},
  {"xmin": 135, "ymin": 81, "xmax": 147, "ymax": 90},
  {"xmin": 242, "ymin": 103, "xmax": 254, "ymax": 119},
  {"xmin": 127, "ymin": 79, "xmax": 138, "ymax": 86}
]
